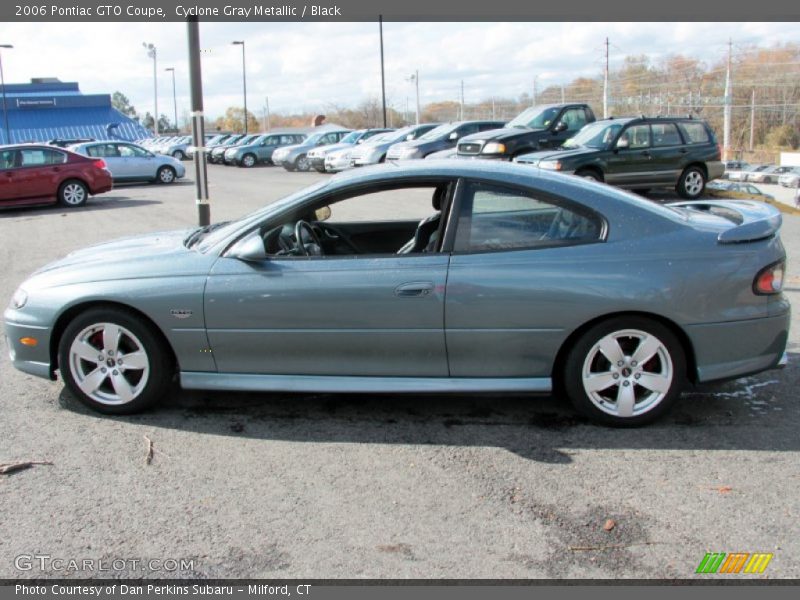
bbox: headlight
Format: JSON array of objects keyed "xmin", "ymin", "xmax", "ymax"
[
  {"xmin": 482, "ymin": 142, "xmax": 506, "ymax": 154},
  {"xmin": 10, "ymin": 288, "xmax": 28, "ymax": 309},
  {"xmin": 538, "ymin": 160, "xmax": 562, "ymax": 171}
]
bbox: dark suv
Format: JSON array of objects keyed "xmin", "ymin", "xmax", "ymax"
[
  {"xmin": 386, "ymin": 120, "xmax": 506, "ymax": 160},
  {"xmin": 514, "ymin": 116, "xmax": 724, "ymax": 199},
  {"xmin": 457, "ymin": 103, "xmax": 596, "ymax": 160}
]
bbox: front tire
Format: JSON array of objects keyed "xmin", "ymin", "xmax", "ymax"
[
  {"xmin": 562, "ymin": 317, "xmax": 686, "ymax": 427},
  {"xmin": 157, "ymin": 166, "xmax": 176, "ymax": 184},
  {"xmin": 575, "ymin": 168, "xmax": 603, "ymax": 182},
  {"xmin": 58, "ymin": 307, "xmax": 173, "ymax": 415},
  {"xmin": 240, "ymin": 153, "xmax": 256, "ymax": 168},
  {"xmin": 58, "ymin": 180, "xmax": 88, "ymax": 207},
  {"xmin": 677, "ymin": 166, "xmax": 706, "ymax": 199}
]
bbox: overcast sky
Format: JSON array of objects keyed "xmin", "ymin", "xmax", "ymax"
[{"xmin": 0, "ymin": 21, "xmax": 797, "ymax": 121}]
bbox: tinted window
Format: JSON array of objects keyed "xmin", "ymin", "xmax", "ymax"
[
  {"xmin": 619, "ymin": 125, "xmax": 651, "ymax": 149},
  {"xmin": 20, "ymin": 149, "xmax": 66, "ymax": 166},
  {"xmin": 0, "ymin": 149, "xmax": 16, "ymax": 169},
  {"xmin": 561, "ymin": 108, "xmax": 588, "ymax": 132},
  {"xmin": 87, "ymin": 144, "xmax": 120, "ymax": 158},
  {"xmin": 651, "ymin": 123, "xmax": 682, "ymax": 147},
  {"xmin": 677, "ymin": 122, "xmax": 710, "ymax": 144},
  {"xmin": 118, "ymin": 144, "xmax": 148, "ymax": 158},
  {"xmin": 455, "ymin": 182, "xmax": 601, "ymax": 252}
]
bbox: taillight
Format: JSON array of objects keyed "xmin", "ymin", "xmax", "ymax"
[
  {"xmin": 754, "ymin": 261, "xmax": 784, "ymax": 295},
  {"xmin": 93, "ymin": 159, "xmax": 106, "ymax": 169}
]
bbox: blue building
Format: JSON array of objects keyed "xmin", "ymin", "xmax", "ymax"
[{"xmin": 0, "ymin": 79, "xmax": 150, "ymax": 144}]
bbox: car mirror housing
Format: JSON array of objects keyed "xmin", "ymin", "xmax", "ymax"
[
  {"xmin": 615, "ymin": 138, "xmax": 629, "ymax": 150},
  {"xmin": 228, "ymin": 231, "xmax": 268, "ymax": 262},
  {"xmin": 448, "ymin": 132, "xmax": 459, "ymax": 141},
  {"xmin": 553, "ymin": 121, "xmax": 568, "ymax": 133},
  {"xmin": 315, "ymin": 206, "xmax": 332, "ymax": 222}
]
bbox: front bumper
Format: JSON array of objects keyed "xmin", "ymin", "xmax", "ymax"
[
  {"xmin": 308, "ymin": 157, "xmax": 326, "ymax": 170},
  {"xmin": 4, "ymin": 318, "xmax": 55, "ymax": 380}
]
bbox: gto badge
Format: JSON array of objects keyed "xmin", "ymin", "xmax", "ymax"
[{"xmin": 170, "ymin": 309, "xmax": 193, "ymax": 319}]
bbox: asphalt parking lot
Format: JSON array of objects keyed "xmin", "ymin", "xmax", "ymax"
[{"xmin": 1, "ymin": 164, "xmax": 798, "ymax": 579}]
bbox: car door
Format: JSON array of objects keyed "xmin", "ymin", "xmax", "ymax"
[
  {"xmin": 16, "ymin": 148, "xmax": 64, "ymax": 199},
  {"xmin": 444, "ymin": 179, "xmax": 605, "ymax": 378},
  {"xmin": 88, "ymin": 143, "xmax": 125, "ymax": 178},
  {"xmin": 118, "ymin": 143, "xmax": 156, "ymax": 179},
  {"xmin": 0, "ymin": 149, "xmax": 20, "ymax": 201},
  {"xmin": 204, "ymin": 182, "xmax": 455, "ymax": 377},
  {"xmin": 604, "ymin": 123, "xmax": 656, "ymax": 187},
  {"xmin": 648, "ymin": 122, "xmax": 685, "ymax": 185}
]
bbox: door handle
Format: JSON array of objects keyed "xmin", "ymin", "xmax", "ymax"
[
  {"xmin": 394, "ymin": 281, "xmax": 434, "ymax": 297},
  {"xmin": 641, "ymin": 151, "xmax": 651, "ymax": 158}
]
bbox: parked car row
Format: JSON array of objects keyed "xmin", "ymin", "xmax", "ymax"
[{"xmin": 723, "ymin": 162, "xmax": 799, "ymax": 184}]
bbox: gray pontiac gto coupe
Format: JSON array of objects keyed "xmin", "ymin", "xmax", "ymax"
[{"xmin": 4, "ymin": 161, "xmax": 789, "ymax": 425}]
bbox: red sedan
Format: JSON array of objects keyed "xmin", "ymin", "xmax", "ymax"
[{"xmin": 0, "ymin": 144, "xmax": 113, "ymax": 209}]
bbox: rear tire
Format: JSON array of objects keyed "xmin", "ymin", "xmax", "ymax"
[
  {"xmin": 58, "ymin": 180, "xmax": 88, "ymax": 207},
  {"xmin": 58, "ymin": 307, "xmax": 173, "ymax": 415},
  {"xmin": 172, "ymin": 150, "xmax": 185, "ymax": 161},
  {"xmin": 677, "ymin": 166, "xmax": 706, "ymax": 199},
  {"xmin": 562, "ymin": 316, "xmax": 686, "ymax": 427}
]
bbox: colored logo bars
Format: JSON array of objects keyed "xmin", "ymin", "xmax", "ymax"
[{"xmin": 696, "ymin": 552, "xmax": 773, "ymax": 574}]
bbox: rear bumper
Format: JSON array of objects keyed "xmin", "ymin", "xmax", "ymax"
[
  {"xmin": 687, "ymin": 309, "xmax": 790, "ymax": 383},
  {"xmin": 706, "ymin": 161, "xmax": 725, "ymax": 181}
]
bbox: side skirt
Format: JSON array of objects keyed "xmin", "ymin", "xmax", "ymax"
[{"xmin": 180, "ymin": 372, "xmax": 552, "ymax": 394}]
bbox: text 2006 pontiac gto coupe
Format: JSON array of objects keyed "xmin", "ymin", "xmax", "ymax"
[{"xmin": 4, "ymin": 161, "xmax": 789, "ymax": 425}]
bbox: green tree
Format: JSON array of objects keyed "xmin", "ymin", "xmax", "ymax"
[
  {"xmin": 214, "ymin": 107, "xmax": 260, "ymax": 134},
  {"xmin": 111, "ymin": 91, "xmax": 138, "ymax": 118}
]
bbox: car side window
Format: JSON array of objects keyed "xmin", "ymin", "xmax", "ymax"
[
  {"xmin": 458, "ymin": 124, "xmax": 480, "ymax": 137},
  {"xmin": 20, "ymin": 149, "xmax": 66, "ymax": 167},
  {"xmin": 454, "ymin": 181, "xmax": 602, "ymax": 253},
  {"xmin": 0, "ymin": 149, "xmax": 17, "ymax": 169},
  {"xmin": 118, "ymin": 145, "xmax": 137, "ymax": 158},
  {"xmin": 651, "ymin": 123, "xmax": 682, "ymax": 147},
  {"xmin": 677, "ymin": 122, "xmax": 710, "ymax": 144},
  {"xmin": 561, "ymin": 108, "xmax": 588, "ymax": 132},
  {"xmin": 87, "ymin": 144, "xmax": 119, "ymax": 158},
  {"xmin": 619, "ymin": 125, "xmax": 651, "ymax": 149}
]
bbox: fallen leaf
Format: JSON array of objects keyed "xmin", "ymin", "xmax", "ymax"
[
  {"xmin": 603, "ymin": 519, "xmax": 616, "ymax": 532},
  {"xmin": 712, "ymin": 486, "xmax": 733, "ymax": 494}
]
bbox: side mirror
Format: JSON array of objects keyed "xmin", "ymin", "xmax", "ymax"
[
  {"xmin": 448, "ymin": 132, "xmax": 459, "ymax": 141},
  {"xmin": 315, "ymin": 206, "xmax": 332, "ymax": 222},
  {"xmin": 228, "ymin": 231, "xmax": 268, "ymax": 262},
  {"xmin": 405, "ymin": 134, "xmax": 415, "ymax": 141},
  {"xmin": 615, "ymin": 137, "xmax": 630, "ymax": 149},
  {"xmin": 553, "ymin": 121, "xmax": 568, "ymax": 133}
]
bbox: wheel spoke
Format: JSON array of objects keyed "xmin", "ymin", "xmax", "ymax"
[
  {"xmin": 615, "ymin": 383, "xmax": 636, "ymax": 417},
  {"xmin": 632, "ymin": 335, "xmax": 661, "ymax": 366},
  {"xmin": 119, "ymin": 350, "xmax": 147, "ymax": 370},
  {"xmin": 78, "ymin": 368, "xmax": 108, "ymax": 395},
  {"xmin": 71, "ymin": 340, "xmax": 101, "ymax": 363},
  {"xmin": 597, "ymin": 335, "xmax": 625, "ymax": 365},
  {"xmin": 637, "ymin": 372, "xmax": 671, "ymax": 394},
  {"xmin": 584, "ymin": 372, "xmax": 618, "ymax": 393},
  {"xmin": 109, "ymin": 373, "xmax": 135, "ymax": 403},
  {"xmin": 102, "ymin": 324, "xmax": 121, "ymax": 355}
]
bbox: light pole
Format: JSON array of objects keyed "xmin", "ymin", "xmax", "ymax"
[
  {"xmin": 142, "ymin": 42, "xmax": 158, "ymax": 134},
  {"xmin": 164, "ymin": 67, "xmax": 177, "ymax": 131},
  {"xmin": 0, "ymin": 44, "xmax": 12, "ymax": 145},
  {"xmin": 232, "ymin": 41, "xmax": 248, "ymax": 134},
  {"xmin": 407, "ymin": 70, "xmax": 420, "ymax": 125}
]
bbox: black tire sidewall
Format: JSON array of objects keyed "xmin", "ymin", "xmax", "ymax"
[
  {"xmin": 58, "ymin": 180, "xmax": 88, "ymax": 207},
  {"xmin": 562, "ymin": 316, "xmax": 686, "ymax": 427},
  {"xmin": 157, "ymin": 166, "xmax": 176, "ymax": 184},
  {"xmin": 678, "ymin": 166, "xmax": 706, "ymax": 199},
  {"xmin": 242, "ymin": 154, "xmax": 256, "ymax": 168},
  {"xmin": 57, "ymin": 308, "xmax": 172, "ymax": 415}
]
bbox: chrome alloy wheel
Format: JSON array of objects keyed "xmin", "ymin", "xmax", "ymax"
[
  {"xmin": 68, "ymin": 322, "xmax": 150, "ymax": 405},
  {"xmin": 61, "ymin": 183, "xmax": 86, "ymax": 205},
  {"xmin": 683, "ymin": 170, "xmax": 704, "ymax": 196},
  {"xmin": 581, "ymin": 329, "xmax": 673, "ymax": 418},
  {"xmin": 159, "ymin": 167, "xmax": 175, "ymax": 183},
  {"xmin": 242, "ymin": 154, "xmax": 256, "ymax": 167}
]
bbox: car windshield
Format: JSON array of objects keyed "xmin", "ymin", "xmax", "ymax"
[
  {"xmin": 369, "ymin": 128, "xmax": 413, "ymax": 145},
  {"xmin": 304, "ymin": 132, "xmax": 325, "ymax": 145},
  {"xmin": 192, "ymin": 179, "xmax": 332, "ymax": 253},
  {"xmin": 418, "ymin": 123, "xmax": 458, "ymax": 141},
  {"xmin": 340, "ymin": 131, "xmax": 364, "ymax": 144},
  {"xmin": 506, "ymin": 106, "xmax": 562, "ymax": 129},
  {"xmin": 562, "ymin": 121, "xmax": 625, "ymax": 149},
  {"xmin": 221, "ymin": 136, "xmax": 243, "ymax": 146}
]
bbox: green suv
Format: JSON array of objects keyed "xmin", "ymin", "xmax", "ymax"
[{"xmin": 514, "ymin": 116, "xmax": 724, "ymax": 199}]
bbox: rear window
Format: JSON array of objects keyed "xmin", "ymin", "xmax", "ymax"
[
  {"xmin": 677, "ymin": 122, "xmax": 711, "ymax": 144},
  {"xmin": 20, "ymin": 149, "xmax": 66, "ymax": 166}
]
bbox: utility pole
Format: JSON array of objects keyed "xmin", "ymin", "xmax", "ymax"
[
  {"xmin": 0, "ymin": 45, "xmax": 13, "ymax": 144},
  {"xmin": 378, "ymin": 15, "xmax": 387, "ymax": 128},
  {"xmin": 460, "ymin": 80, "xmax": 464, "ymax": 120},
  {"xmin": 603, "ymin": 37, "xmax": 609, "ymax": 119},
  {"xmin": 749, "ymin": 88, "xmax": 755, "ymax": 152},
  {"xmin": 232, "ymin": 41, "xmax": 247, "ymax": 133},
  {"xmin": 723, "ymin": 38, "xmax": 732, "ymax": 161},
  {"xmin": 164, "ymin": 67, "xmax": 177, "ymax": 131},
  {"xmin": 143, "ymin": 42, "xmax": 158, "ymax": 134},
  {"xmin": 491, "ymin": 96, "xmax": 495, "ymax": 120},
  {"xmin": 414, "ymin": 70, "xmax": 419, "ymax": 125},
  {"xmin": 187, "ymin": 18, "xmax": 209, "ymax": 227},
  {"xmin": 561, "ymin": 83, "xmax": 565, "ymax": 104},
  {"xmin": 532, "ymin": 76, "xmax": 537, "ymax": 107}
]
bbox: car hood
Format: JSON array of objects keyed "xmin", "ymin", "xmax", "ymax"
[
  {"xmin": 516, "ymin": 146, "xmax": 597, "ymax": 163},
  {"xmin": 391, "ymin": 139, "xmax": 435, "ymax": 150},
  {"xmin": 26, "ymin": 229, "xmax": 205, "ymax": 289},
  {"xmin": 461, "ymin": 127, "xmax": 545, "ymax": 143}
]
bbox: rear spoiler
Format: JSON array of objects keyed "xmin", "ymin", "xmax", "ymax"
[{"xmin": 669, "ymin": 199, "xmax": 782, "ymax": 244}]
